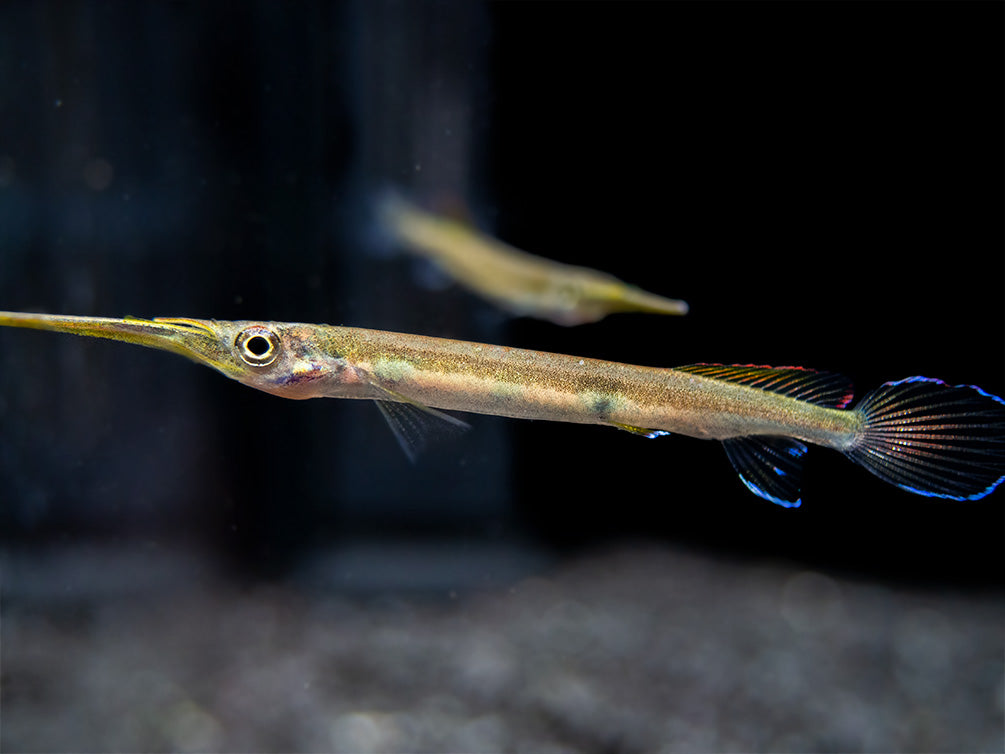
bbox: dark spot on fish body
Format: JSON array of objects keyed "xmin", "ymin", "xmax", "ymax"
[{"xmin": 585, "ymin": 392, "xmax": 614, "ymax": 420}]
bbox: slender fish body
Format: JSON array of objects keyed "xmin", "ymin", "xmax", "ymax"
[
  {"xmin": 329, "ymin": 326, "xmax": 859, "ymax": 447},
  {"xmin": 0, "ymin": 310, "xmax": 1002, "ymax": 507},
  {"xmin": 377, "ymin": 195, "xmax": 689, "ymax": 325}
]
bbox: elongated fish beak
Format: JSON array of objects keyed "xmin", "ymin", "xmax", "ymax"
[
  {"xmin": 613, "ymin": 286, "xmax": 690, "ymax": 317},
  {"xmin": 0, "ymin": 311, "xmax": 241, "ymax": 378}
]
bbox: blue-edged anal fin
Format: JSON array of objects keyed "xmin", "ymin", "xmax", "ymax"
[
  {"xmin": 369, "ymin": 382, "xmax": 470, "ymax": 462},
  {"xmin": 675, "ymin": 364, "xmax": 855, "ymax": 508},
  {"xmin": 723, "ymin": 437, "xmax": 807, "ymax": 508}
]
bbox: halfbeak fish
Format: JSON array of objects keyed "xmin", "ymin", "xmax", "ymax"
[
  {"xmin": 1, "ymin": 310, "xmax": 1003, "ymax": 506},
  {"xmin": 378, "ymin": 195, "xmax": 689, "ymax": 326}
]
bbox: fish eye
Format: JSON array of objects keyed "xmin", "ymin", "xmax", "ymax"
[{"xmin": 236, "ymin": 326, "xmax": 281, "ymax": 367}]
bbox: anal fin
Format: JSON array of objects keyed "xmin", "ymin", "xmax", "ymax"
[{"xmin": 722, "ymin": 436, "xmax": 807, "ymax": 508}]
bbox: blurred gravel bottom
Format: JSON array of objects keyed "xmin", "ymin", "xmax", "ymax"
[{"xmin": 2, "ymin": 542, "xmax": 1002, "ymax": 753}]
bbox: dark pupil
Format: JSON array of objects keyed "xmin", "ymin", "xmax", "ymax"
[{"xmin": 246, "ymin": 335, "xmax": 271, "ymax": 356}]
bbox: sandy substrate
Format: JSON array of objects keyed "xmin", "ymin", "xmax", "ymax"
[{"xmin": 2, "ymin": 542, "xmax": 1002, "ymax": 752}]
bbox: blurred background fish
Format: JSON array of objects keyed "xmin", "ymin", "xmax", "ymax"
[{"xmin": 377, "ymin": 193, "xmax": 689, "ymax": 325}]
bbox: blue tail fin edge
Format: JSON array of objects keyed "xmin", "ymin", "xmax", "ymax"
[{"xmin": 844, "ymin": 377, "xmax": 1005, "ymax": 501}]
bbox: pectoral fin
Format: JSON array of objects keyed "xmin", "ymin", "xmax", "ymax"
[{"xmin": 369, "ymin": 382, "xmax": 470, "ymax": 462}]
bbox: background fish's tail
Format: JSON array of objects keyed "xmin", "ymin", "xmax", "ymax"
[{"xmin": 844, "ymin": 377, "xmax": 1005, "ymax": 500}]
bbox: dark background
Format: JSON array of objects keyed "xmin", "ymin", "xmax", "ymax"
[
  {"xmin": 0, "ymin": 2, "xmax": 1002, "ymax": 751},
  {"xmin": 0, "ymin": 0, "xmax": 999, "ymax": 584},
  {"xmin": 491, "ymin": 1, "xmax": 1004, "ymax": 584}
]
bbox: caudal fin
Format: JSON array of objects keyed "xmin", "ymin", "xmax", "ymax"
[{"xmin": 845, "ymin": 377, "xmax": 1005, "ymax": 500}]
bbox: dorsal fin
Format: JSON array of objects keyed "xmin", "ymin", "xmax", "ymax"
[{"xmin": 677, "ymin": 363, "xmax": 855, "ymax": 409}]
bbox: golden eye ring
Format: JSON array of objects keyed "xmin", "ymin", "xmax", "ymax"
[{"xmin": 236, "ymin": 326, "xmax": 281, "ymax": 367}]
